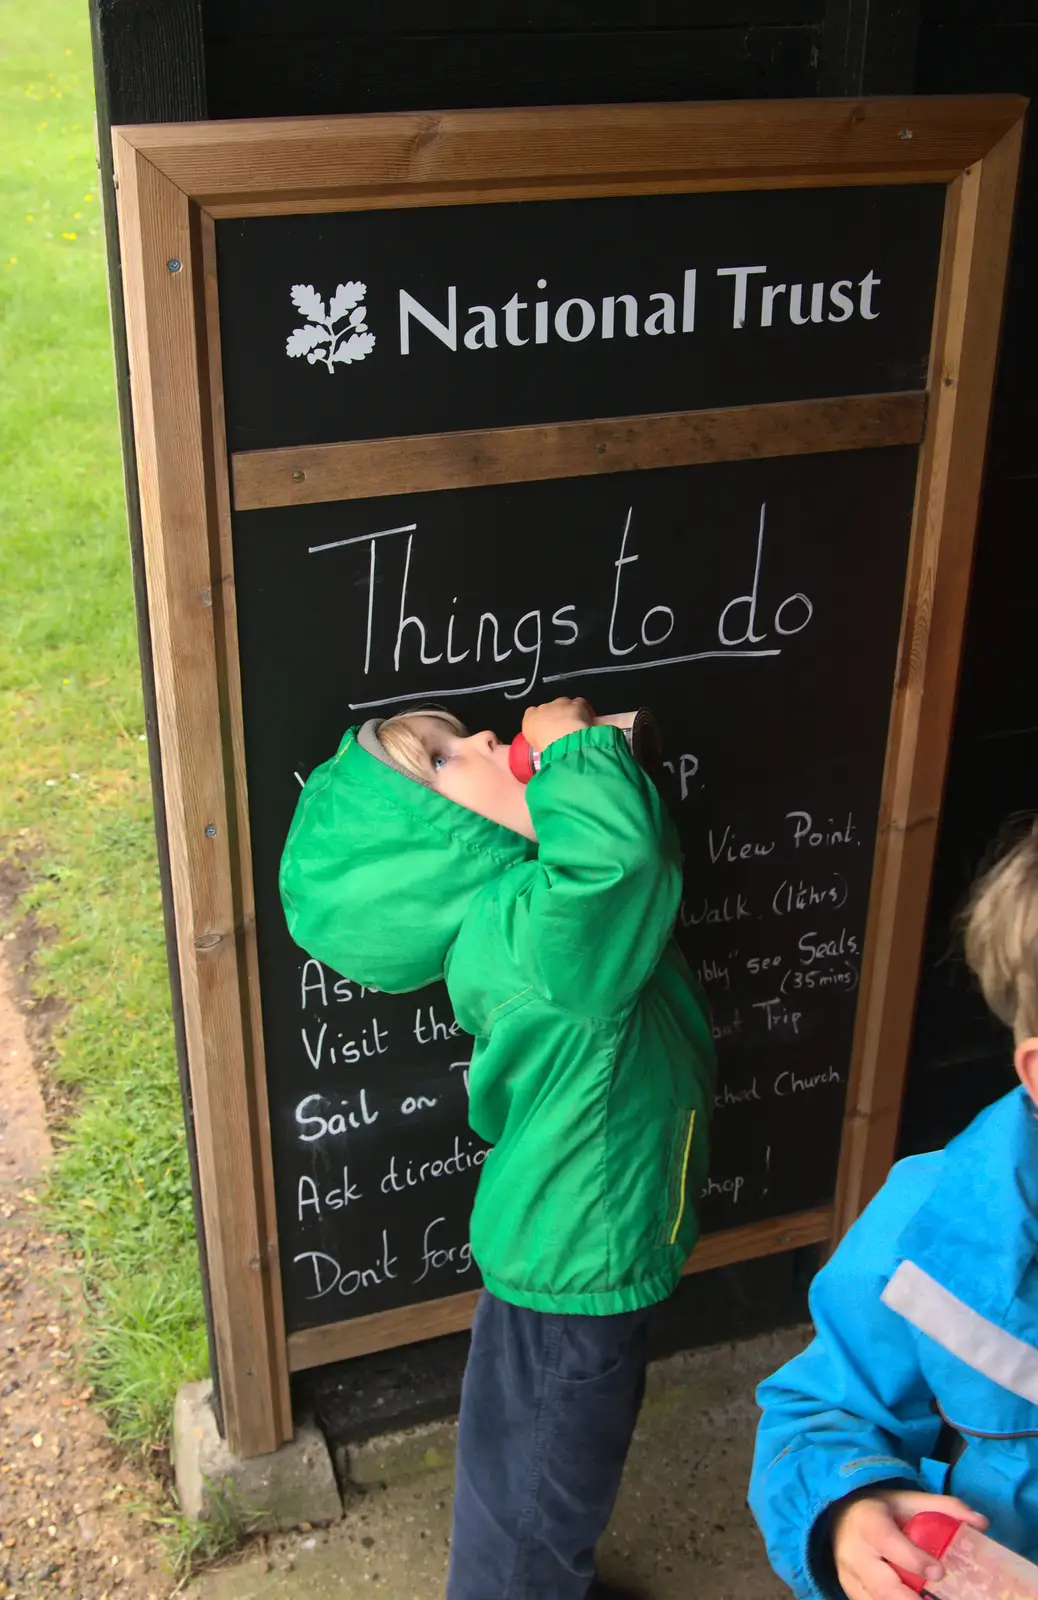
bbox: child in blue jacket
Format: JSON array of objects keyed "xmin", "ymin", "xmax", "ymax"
[{"xmin": 750, "ymin": 820, "xmax": 1038, "ymax": 1600}]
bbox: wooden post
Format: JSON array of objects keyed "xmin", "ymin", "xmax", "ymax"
[
  {"xmin": 834, "ymin": 117, "xmax": 1025, "ymax": 1235},
  {"xmin": 111, "ymin": 136, "xmax": 290, "ymax": 1461}
]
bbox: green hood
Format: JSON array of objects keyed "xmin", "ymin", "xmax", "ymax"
[{"xmin": 279, "ymin": 722, "xmax": 535, "ymax": 991}]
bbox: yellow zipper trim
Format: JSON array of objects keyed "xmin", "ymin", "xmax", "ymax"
[
  {"xmin": 482, "ymin": 985, "xmax": 533, "ymax": 1029},
  {"xmin": 669, "ymin": 1110, "xmax": 696, "ymax": 1246}
]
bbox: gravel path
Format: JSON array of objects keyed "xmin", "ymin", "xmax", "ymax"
[{"xmin": 1, "ymin": 902, "xmax": 173, "ymax": 1600}]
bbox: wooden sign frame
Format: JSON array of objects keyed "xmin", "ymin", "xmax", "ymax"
[{"xmin": 112, "ymin": 95, "xmax": 1024, "ymax": 1457}]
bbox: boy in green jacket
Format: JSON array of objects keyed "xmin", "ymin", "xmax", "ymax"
[{"xmin": 280, "ymin": 696, "xmax": 716, "ymax": 1599}]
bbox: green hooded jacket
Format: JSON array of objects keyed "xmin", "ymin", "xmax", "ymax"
[{"xmin": 280, "ymin": 720, "xmax": 717, "ymax": 1315}]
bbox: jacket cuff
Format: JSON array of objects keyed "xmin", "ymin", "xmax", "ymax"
[
  {"xmin": 536, "ymin": 723, "xmax": 627, "ymax": 768},
  {"xmin": 803, "ymin": 1465, "xmax": 921, "ymax": 1600}
]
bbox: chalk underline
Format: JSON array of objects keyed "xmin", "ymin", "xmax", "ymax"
[
  {"xmin": 544, "ymin": 647, "xmax": 780, "ymax": 682},
  {"xmin": 347, "ymin": 647, "xmax": 780, "ymax": 711}
]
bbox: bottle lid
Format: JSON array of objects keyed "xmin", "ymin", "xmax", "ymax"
[
  {"xmin": 628, "ymin": 707, "xmax": 663, "ymax": 776},
  {"xmin": 891, "ymin": 1514, "xmax": 961, "ymax": 1591}
]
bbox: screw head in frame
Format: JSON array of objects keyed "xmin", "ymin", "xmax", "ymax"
[
  {"xmin": 167, "ymin": 258, "xmax": 183, "ymax": 273},
  {"xmin": 204, "ymin": 823, "xmax": 217, "ymax": 837},
  {"xmin": 292, "ymin": 470, "xmax": 306, "ymax": 482},
  {"xmin": 898, "ymin": 128, "xmax": 913, "ymax": 141}
]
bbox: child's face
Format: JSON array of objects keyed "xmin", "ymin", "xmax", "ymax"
[{"xmin": 408, "ymin": 716, "xmax": 537, "ymax": 841}]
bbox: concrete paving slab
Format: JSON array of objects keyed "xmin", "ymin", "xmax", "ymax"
[
  {"xmin": 173, "ymin": 1380, "xmax": 343, "ymax": 1529},
  {"xmin": 191, "ymin": 1326, "xmax": 807, "ymax": 1600}
]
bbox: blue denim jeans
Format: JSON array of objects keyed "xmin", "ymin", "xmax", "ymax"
[{"xmin": 446, "ymin": 1290, "xmax": 652, "ymax": 1600}]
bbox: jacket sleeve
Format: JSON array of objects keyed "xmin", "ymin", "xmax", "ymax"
[
  {"xmin": 509, "ymin": 723, "xmax": 683, "ymax": 1018},
  {"xmin": 749, "ymin": 1180, "xmax": 941, "ymax": 1600}
]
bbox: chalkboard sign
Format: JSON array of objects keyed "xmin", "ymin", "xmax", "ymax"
[
  {"xmin": 112, "ymin": 97, "xmax": 1023, "ymax": 1454},
  {"xmin": 233, "ymin": 449, "xmax": 917, "ymax": 1333}
]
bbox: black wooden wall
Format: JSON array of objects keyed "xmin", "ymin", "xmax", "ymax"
[
  {"xmin": 90, "ymin": 1, "xmax": 931, "ymax": 128},
  {"xmin": 90, "ymin": 0, "xmax": 1035, "ymax": 1431},
  {"xmin": 203, "ymin": 2, "xmax": 822, "ymax": 114}
]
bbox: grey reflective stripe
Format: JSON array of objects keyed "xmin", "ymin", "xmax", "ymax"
[{"xmin": 882, "ymin": 1259, "xmax": 1038, "ymax": 1405}]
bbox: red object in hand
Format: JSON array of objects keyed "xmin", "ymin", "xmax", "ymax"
[
  {"xmin": 508, "ymin": 731, "xmax": 539, "ymax": 783},
  {"xmin": 890, "ymin": 1512, "xmax": 1038, "ymax": 1600},
  {"xmin": 508, "ymin": 709, "xmax": 662, "ymax": 786}
]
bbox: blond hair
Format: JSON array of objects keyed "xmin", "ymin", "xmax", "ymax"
[
  {"xmin": 378, "ymin": 709, "xmax": 465, "ymax": 782},
  {"xmin": 963, "ymin": 817, "xmax": 1038, "ymax": 1043}
]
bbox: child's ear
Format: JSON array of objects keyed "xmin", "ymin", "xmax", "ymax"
[{"xmin": 1014, "ymin": 1038, "xmax": 1038, "ymax": 1104}]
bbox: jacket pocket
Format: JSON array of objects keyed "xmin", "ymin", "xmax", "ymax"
[
  {"xmin": 658, "ymin": 1109, "xmax": 697, "ymax": 1249},
  {"xmin": 920, "ymin": 1343, "xmax": 1038, "ymax": 1441}
]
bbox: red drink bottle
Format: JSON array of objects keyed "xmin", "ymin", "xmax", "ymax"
[
  {"xmin": 891, "ymin": 1512, "xmax": 1038, "ymax": 1600},
  {"xmin": 508, "ymin": 708, "xmax": 662, "ymax": 784}
]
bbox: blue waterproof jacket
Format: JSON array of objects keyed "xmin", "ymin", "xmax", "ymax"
[{"xmin": 750, "ymin": 1086, "xmax": 1038, "ymax": 1599}]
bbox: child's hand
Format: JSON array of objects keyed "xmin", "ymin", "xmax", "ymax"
[
  {"xmin": 522, "ymin": 697, "xmax": 595, "ymax": 753},
  {"xmin": 831, "ymin": 1488, "xmax": 988, "ymax": 1600}
]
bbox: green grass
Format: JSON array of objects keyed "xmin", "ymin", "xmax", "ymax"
[
  {"xmin": 155, "ymin": 1483, "xmax": 269, "ymax": 1579},
  {"xmin": 0, "ymin": 0, "xmax": 208, "ymax": 1455}
]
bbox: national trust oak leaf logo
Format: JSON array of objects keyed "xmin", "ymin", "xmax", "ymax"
[{"xmin": 285, "ymin": 281, "xmax": 376, "ymax": 373}]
